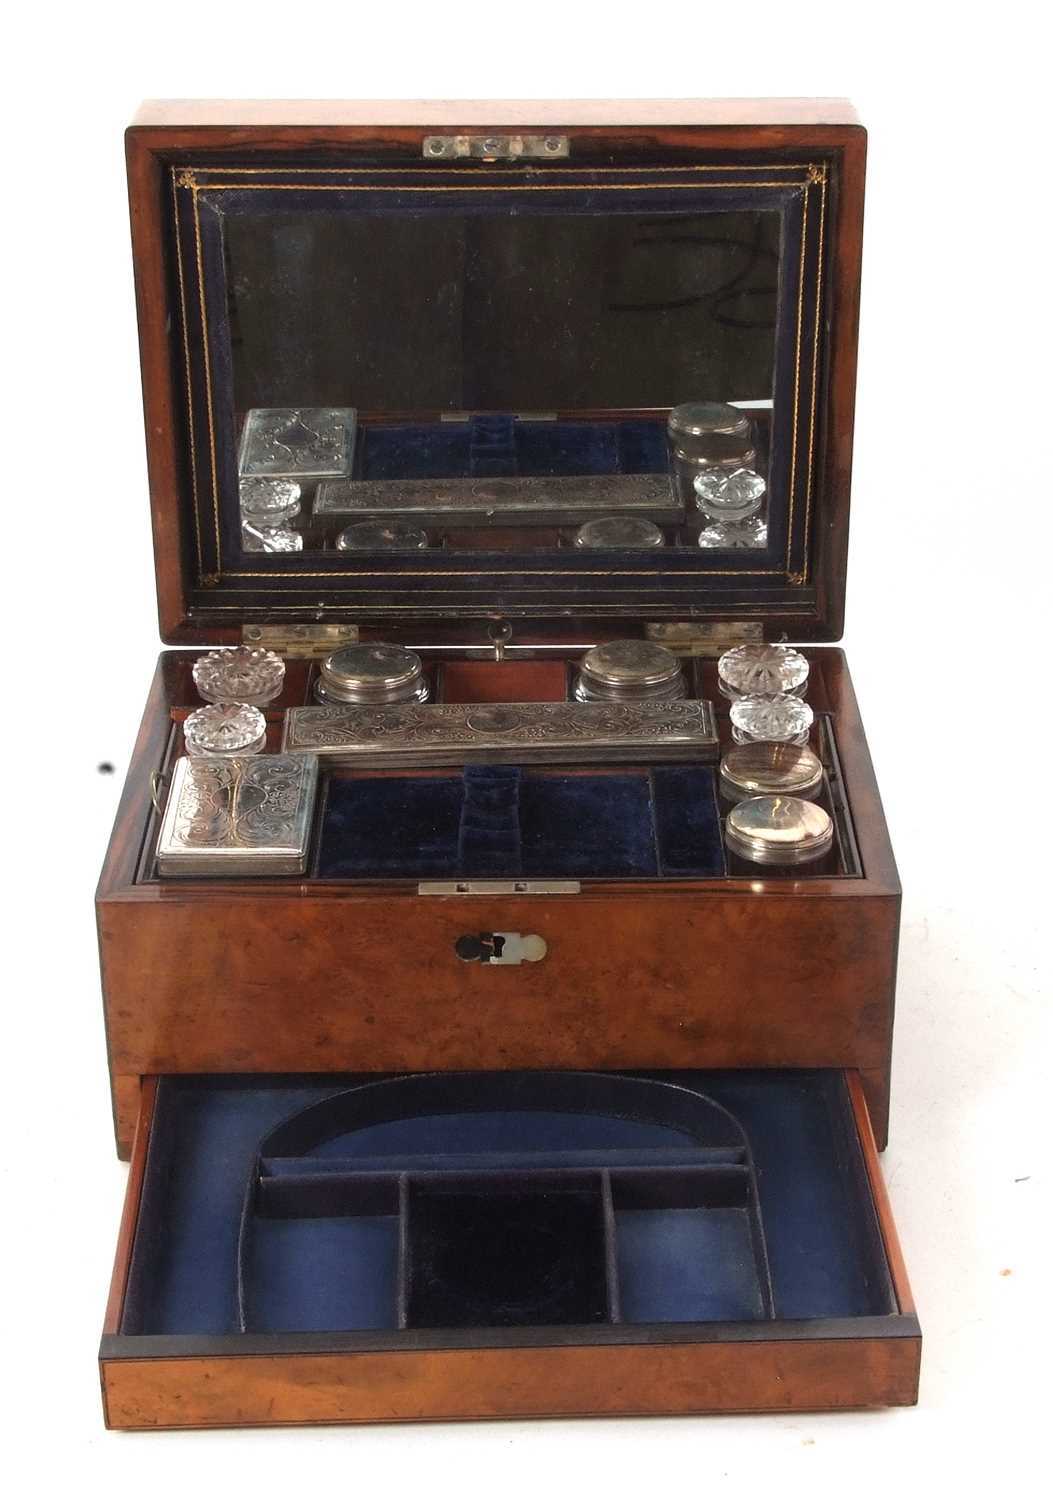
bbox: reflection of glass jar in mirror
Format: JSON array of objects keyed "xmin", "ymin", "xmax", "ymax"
[
  {"xmin": 239, "ymin": 477, "xmax": 303, "ymax": 553},
  {"xmin": 667, "ymin": 402, "xmax": 755, "ymax": 505},
  {"xmin": 694, "ymin": 467, "xmax": 768, "ymax": 550}
]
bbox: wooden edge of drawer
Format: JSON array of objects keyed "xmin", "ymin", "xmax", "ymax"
[{"xmin": 100, "ymin": 1071, "xmax": 921, "ymax": 1430}]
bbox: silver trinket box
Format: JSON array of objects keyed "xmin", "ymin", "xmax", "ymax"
[
  {"xmin": 283, "ymin": 698, "xmax": 718, "ymax": 767},
  {"xmin": 183, "ymin": 703, "xmax": 268, "ymax": 757},
  {"xmin": 724, "ymin": 794, "xmax": 834, "ymax": 866},
  {"xmin": 719, "ymin": 742, "xmax": 824, "ymax": 804},
  {"xmin": 573, "ymin": 640, "xmax": 686, "ymax": 703},
  {"xmin": 156, "ymin": 754, "xmax": 319, "ymax": 877},
  {"xmin": 718, "ymin": 643, "xmax": 809, "ymax": 700},
  {"xmin": 315, "ymin": 644, "xmax": 430, "ymax": 706},
  {"xmin": 238, "ymin": 408, "xmax": 356, "ymax": 479},
  {"xmin": 193, "ymin": 647, "xmax": 286, "ymax": 707}
]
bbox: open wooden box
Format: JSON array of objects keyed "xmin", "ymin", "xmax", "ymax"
[{"xmin": 98, "ymin": 99, "xmax": 918, "ymax": 1429}]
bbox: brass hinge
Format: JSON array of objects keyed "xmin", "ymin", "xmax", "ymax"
[
  {"xmin": 422, "ymin": 134, "xmax": 569, "ymax": 162},
  {"xmin": 241, "ymin": 623, "xmax": 359, "ymax": 659},
  {"xmin": 645, "ymin": 621, "xmax": 765, "ymax": 657}
]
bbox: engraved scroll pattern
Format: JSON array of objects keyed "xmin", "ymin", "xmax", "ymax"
[{"xmin": 175, "ymin": 759, "xmax": 310, "ymax": 850}]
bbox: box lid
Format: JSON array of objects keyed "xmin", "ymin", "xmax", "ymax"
[{"xmin": 126, "ymin": 100, "xmax": 865, "ymax": 644}]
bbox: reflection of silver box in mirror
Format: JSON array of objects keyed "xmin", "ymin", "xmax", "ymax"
[
  {"xmin": 314, "ymin": 473, "xmax": 681, "ymax": 526},
  {"xmin": 156, "ymin": 754, "xmax": 319, "ymax": 877},
  {"xmin": 238, "ymin": 408, "xmax": 356, "ymax": 479}
]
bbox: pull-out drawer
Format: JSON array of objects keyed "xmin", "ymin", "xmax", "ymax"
[{"xmin": 101, "ymin": 1068, "xmax": 919, "ymax": 1428}]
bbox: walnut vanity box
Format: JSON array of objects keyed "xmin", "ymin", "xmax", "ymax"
[{"xmin": 97, "ymin": 99, "xmax": 919, "ymax": 1429}]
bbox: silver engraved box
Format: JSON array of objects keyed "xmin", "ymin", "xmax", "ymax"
[
  {"xmin": 314, "ymin": 473, "xmax": 681, "ymax": 525},
  {"xmin": 238, "ymin": 408, "xmax": 357, "ymax": 479},
  {"xmin": 156, "ymin": 754, "xmax": 320, "ymax": 877},
  {"xmin": 282, "ymin": 700, "xmax": 718, "ymax": 767}
]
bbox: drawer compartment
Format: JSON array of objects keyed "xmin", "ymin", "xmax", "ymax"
[{"xmin": 101, "ymin": 1069, "xmax": 919, "ymax": 1428}]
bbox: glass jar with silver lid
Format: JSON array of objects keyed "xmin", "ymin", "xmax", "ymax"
[
  {"xmin": 335, "ymin": 521, "xmax": 430, "ymax": 551},
  {"xmin": 314, "ymin": 643, "xmax": 430, "ymax": 706},
  {"xmin": 192, "ymin": 646, "xmax": 286, "ymax": 707},
  {"xmin": 718, "ymin": 643, "xmax": 809, "ymax": 701},
  {"xmin": 573, "ymin": 639, "xmax": 686, "ymax": 703},
  {"xmin": 571, "ymin": 516, "xmax": 665, "ymax": 549},
  {"xmin": 725, "ymin": 795, "xmax": 834, "ymax": 866},
  {"xmin": 719, "ymin": 742, "xmax": 824, "ymax": 804},
  {"xmin": 729, "ymin": 694, "xmax": 813, "ymax": 746},
  {"xmin": 183, "ymin": 702, "xmax": 268, "ymax": 758}
]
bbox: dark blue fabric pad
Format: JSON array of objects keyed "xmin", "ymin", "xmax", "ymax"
[
  {"xmin": 315, "ymin": 764, "xmax": 724, "ymax": 880},
  {"xmin": 122, "ymin": 1072, "xmax": 894, "ymax": 1338},
  {"xmin": 358, "ymin": 417, "xmax": 668, "ymax": 482}
]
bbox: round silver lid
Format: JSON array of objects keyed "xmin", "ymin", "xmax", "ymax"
[
  {"xmin": 192, "ymin": 646, "xmax": 286, "ymax": 706},
  {"xmin": 572, "ymin": 516, "xmax": 665, "ymax": 549},
  {"xmin": 730, "ymin": 694, "xmax": 813, "ymax": 745},
  {"xmin": 575, "ymin": 640, "xmax": 685, "ymax": 702},
  {"xmin": 184, "ymin": 702, "xmax": 267, "ymax": 757},
  {"xmin": 316, "ymin": 643, "xmax": 428, "ymax": 705},
  {"xmin": 335, "ymin": 521, "xmax": 430, "ymax": 550},
  {"xmin": 719, "ymin": 742, "xmax": 824, "ymax": 803},
  {"xmin": 718, "ymin": 643, "xmax": 809, "ymax": 700},
  {"xmin": 725, "ymin": 795, "xmax": 833, "ymax": 865},
  {"xmin": 667, "ymin": 402, "xmax": 754, "ymax": 464}
]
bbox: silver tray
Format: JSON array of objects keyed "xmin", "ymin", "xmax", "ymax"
[
  {"xmin": 281, "ymin": 700, "xmax": 718, "ymax": 767},
  {"xmin": 313, "ymin": 473, "xmax": 681, "ymax": 525},
  {"xmin": 156, "ymin": 754, "xmax": 319, "ymax": 877}
]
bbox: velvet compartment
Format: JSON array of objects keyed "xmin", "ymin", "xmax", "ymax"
[
  {"xmin": 357, "ymin": 416, "xmax": 669, "ymax": 483},
  {"xmin": 315, "ymin": 764, "xmax": 725, "ymax": 880},
  {"xmin": 121, "ymin": 1070, "xmax": 896, "ymax": 1339}
]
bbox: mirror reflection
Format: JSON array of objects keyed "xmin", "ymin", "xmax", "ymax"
[{"xmin": 224, "ymin": 209, "xmax": 780, "ymax": 555}]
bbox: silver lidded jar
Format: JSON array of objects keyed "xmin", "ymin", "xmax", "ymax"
[
  {"xmin": 183, "ymin": 702, "xmax": 268, "ymax": 758},
  {"xmin": 729, "ymin": 694, "xmax": 813, "ymax": 746},
  {"xmin": 314, "ymin": 643, "xmax": 430, "ymax": 706},
  {"xmin": 192, "ymin": 646, "xmax": 286, "ymax": 706},
  {"xmin": 725, "ymin": 794, "xmax": 834, "ymax": 865},
  {"xmin": 667, "ymin": 401, "xmax": 756, "ymax": 509},
  {"xmin": 573, "ymin": 639, "xmax": 686, "ymax": 703},
  {"xmin": 571, "ymin": 516, "xmax": 665, "ymax": 549},
  {"xmin": 719, "ymin": 742, "xmax": 824, "ymax": 804},
  {"xmin": 717, "ymin": 643, "xmax": 810, "ymax": 701}
]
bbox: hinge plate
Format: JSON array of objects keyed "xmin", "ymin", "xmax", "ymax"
[
  {"xmin": 242, "ymin": 624, "xmax": 359, "ymax": 659},
  {"xmin": 423, "ymin": 134, "xmax": 569, "ymax": 162},
  {"xmin": 645, "ymin": 621, "xmax": 765, "ymax": 657},
  {"xmin": 418, "ymin": 880, "xmax": 580, "ymax": 896}
]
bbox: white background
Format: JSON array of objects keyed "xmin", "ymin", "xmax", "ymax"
[{"xmin": 2, "ymin": 3, "xmax": 1049, "ymax": 1493}]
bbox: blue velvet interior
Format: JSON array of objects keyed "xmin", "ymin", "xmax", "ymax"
[
  {"xmin": 122, "ymin": 1072, "xmax": 894, "ymax": 1337},
  {"xmin": 315, "ymin": 764, "xmax": 724, "ymax": 880},
  {"xmin": 358, "ymin": 417, "xmax": 668, "ymax": 482}
]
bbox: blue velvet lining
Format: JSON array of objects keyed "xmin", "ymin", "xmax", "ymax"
[
  {"xmin": 122, "ymin": 1071, "xmax": 894, "ymax": 1337},
  {"xmin": 358, "ymin": 417, "xmax": 667, "ymax": 483},
  {"xmin": 315, "ymin": 765, "xmax": 724, "ymax": 880}
]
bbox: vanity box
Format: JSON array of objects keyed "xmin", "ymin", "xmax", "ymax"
[{"xmin": 98, "ymin": 99, "xmax": 918, "ymax": 1429}]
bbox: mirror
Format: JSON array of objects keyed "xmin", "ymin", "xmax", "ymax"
[{"xmin": 221, "ymin": 206, "xmax": 780, "ymax": 557}]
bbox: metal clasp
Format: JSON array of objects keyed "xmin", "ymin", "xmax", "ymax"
[{"xmin": 422, "ymin": 135, "xmax": 569, "ymax": 162}]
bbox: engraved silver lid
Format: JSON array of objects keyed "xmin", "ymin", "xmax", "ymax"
[
  {"xmin": 718, "ymin": 643, "xmax": 809, "ymax": 700},
  {"xmin": 335, "ymin": 521, "xmax": 430, "ymax": 550},
  {"xmin": 574, "ymin": 639, "xmax": 686, "ymax": 702},
  {"xmin": 725, "ymin": 795, "xmax": 833, "ymax": 865},
  {"xmin": 667, "ymin": 402, "xmax": 755, "ymax": 466},
  {"xmin": 572, "ymin": 516, "xmax": 665, "ymax": 549},
  {"xmin": 315, "ymin": 643, "xmax": 430, "ymax": 705},
  {"xmin": 730, "ymin": 694, "xmax": 813, "ymax": 746},
  {"xmin": 192, "ymin": 646, "xmax": 286, "ymax": 706},
  {"xmin": 719, "ymin": 742, "xmax": 824, "ymax": 803},
  {"xmin": 183, "ymin": 702, "xmax": 268, "ymax": 757}
]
